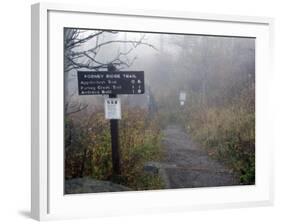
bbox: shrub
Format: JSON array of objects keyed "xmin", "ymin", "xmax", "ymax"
[
  {"xmin": 184, "ymin": 97, "xmax": 255, "ymax": 184},
  {"xmin": 65, "ymin": 107, "xmax": 164, "ymax": 190}
]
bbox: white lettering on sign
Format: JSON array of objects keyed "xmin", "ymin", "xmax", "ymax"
[{"xmin": 104, "ymin": 98, "xmax": 121, "ymax": 120}]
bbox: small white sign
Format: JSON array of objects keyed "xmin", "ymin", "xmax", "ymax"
[
  {"xmin": 104, "ymin": 98, "xmax": 121, "ymax": 119},
  {"xmin": 179, "ymin": 91, "xmax": 186, "ymax": 101}
]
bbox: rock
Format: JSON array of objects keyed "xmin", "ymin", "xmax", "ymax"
[
  {"xmin": 65, "ymin": 177, "xmax": 131, "ymax": 194},
  {"xmin": 143, "ymin": 162, "xmax": 160, "ymax": 175}
]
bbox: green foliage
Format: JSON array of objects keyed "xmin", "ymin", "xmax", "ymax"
[
  {"xmin": 65, "ymin": 116, "xmax": 96, "ymax": 179},
  {"xmin": 91, "ymin": 129, "xmax": 112, "ymax": 180},
  {"xmin": 118, "ymin": 108, "xmax": 164, "ymax": 189},
  {"xmin": 65, "ymin": 107, "xmax": 164, "ymax": 190},
  {"xmin": 183, "ymin": 87, "xmax": 255, "ymax": 185}
]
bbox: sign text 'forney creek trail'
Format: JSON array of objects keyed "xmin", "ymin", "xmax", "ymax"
[{"xmin": 77, "ymin": 71, "xmax": 145, "ymax": 95}]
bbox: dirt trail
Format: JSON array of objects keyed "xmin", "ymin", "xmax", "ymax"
[{"xmin": 159, "ymin": 124, "xmax": 239, "ymax": 188}]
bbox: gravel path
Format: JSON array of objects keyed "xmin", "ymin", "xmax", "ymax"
[{"xmin": 159, "ymin": 125, "xmax": 239, "ymax": 188}]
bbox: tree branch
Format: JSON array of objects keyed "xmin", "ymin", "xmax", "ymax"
[{"xmin": 66, "ymin": 104, "xmax": 88, "ymax": 115}]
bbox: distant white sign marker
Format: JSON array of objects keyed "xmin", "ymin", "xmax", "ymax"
[{"xmin": 179, "ymin": 91, "xmax": 186, "ymax": 106}]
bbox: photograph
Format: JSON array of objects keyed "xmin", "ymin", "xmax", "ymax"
[{"xmin": 64, "ymin": 27, "xmax": 255, "ymax": 194}]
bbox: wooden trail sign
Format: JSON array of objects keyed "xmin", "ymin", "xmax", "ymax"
[{"xmin": 77, "ymin": 71, "xmax": 145, "ymax": 95}]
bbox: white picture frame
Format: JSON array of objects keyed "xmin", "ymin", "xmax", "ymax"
[{"xmin": 31, "ymin": 2, "xmax": 274, "ymax": 221}]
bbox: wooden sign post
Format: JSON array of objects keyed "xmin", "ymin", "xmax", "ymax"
[
  {"xmin": 108, "ymin": 93, "xmax": 121, "ymax": 175},
  {"xmin": 77, "ymin": 69, "xmax": 145, "ymax": 176}
]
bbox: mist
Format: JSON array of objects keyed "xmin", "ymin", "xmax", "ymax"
[{"xmin": 64, "ymin": 29, "xmax": 255, "ymax": 115}]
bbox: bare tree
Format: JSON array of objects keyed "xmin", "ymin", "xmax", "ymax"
[{"xmin": 64, "ymin": 29, "xmax": 156, "ymax": 72}]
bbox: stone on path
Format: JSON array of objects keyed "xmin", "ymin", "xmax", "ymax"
[{"xmin": 65, "ymin": 177, "xmax": 131, "ymax": 194}]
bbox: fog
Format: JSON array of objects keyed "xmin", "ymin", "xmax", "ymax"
[{"xmin": 64, "ymin": 29, "xmax": 255, "ymax": 114}]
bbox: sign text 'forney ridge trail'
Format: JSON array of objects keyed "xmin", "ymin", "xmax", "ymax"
[{"xmin": 77, "ymin": 71, "xmax": 145, "ymax": 95}]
